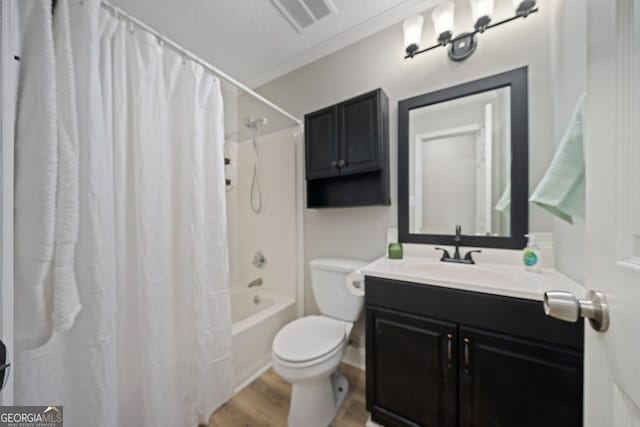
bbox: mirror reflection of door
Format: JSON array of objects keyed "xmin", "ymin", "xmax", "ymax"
[{"xmin": 409, "ymin": 87, "xmax": 511, "ymax": 237}]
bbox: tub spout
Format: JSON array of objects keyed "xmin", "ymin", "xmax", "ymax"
[{"xmin": 248, "ymin": 278, "xmax": 263, "ymax": 288}]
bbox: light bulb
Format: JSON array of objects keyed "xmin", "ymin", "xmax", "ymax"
[
  {"xmin": 469, "ymin": 0, "xmax": 494, "ymax": 30},
  {"xmin": 432, "ymin": 2, "xmax": 455, "ymax": 45},
  {"xmin": 403, "ymin": 14, "xmax": 424, "ymax": 56}
]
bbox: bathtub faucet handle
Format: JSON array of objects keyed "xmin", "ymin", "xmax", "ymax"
[
  {"xmin": 253, "ymin": 251, "xmax": 266, "ymax": 268},
  {"xmin": 248, "ymin": 278, "xmax": 263, "ymax": 288}
]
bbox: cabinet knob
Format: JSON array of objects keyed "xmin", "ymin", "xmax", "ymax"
[
  {"xmin": 337, "ymin": 159, "xmax": 346, "ymax": 168},
  {"xmin": 331, "ymin": 160, "xmax": 338, "ymax": 168}
]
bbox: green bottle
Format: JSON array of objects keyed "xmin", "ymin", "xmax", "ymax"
[{"xmin": 388, "ymin": 242, "xmax": 403, "ymax": 260}]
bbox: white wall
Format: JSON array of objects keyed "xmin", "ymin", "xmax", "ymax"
[
  {"xmin": 241, "ymin": 0, "xmax": 557, "ymax": 314},
  {"xmin": 225, "ymin": 127, "xmax": 298, "ymax": 300},
  {"xmin": 549, "ymin": 0, "xmax": 587, "ymax": 283},
  {"xmin": 220, "ymin": 80, "xmax": 239, "ymax": 141}
]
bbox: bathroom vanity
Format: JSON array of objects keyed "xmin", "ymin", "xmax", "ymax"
[
  {"xmin": 363, "ymin": 257, "xmax": 584, "ymax": 427},
  {"xmin": 363, "ymin": 67, "xmax": 586, "ymax": 427}
]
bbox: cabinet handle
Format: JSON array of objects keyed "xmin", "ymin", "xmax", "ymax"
[
  {"xmin": 464, "ymin": 338, "xmax": 470, "ymax": 373},
  {"xmin": 337, "ymin": 159, "xmax": 346, "ymax": 168},
  {"xmin": 331, "ymin": 160, "xmax": 338, "ymax": 168},
  {"xmin": 446, "ymin": 333, "xmax": 453, "ymax": 366}
]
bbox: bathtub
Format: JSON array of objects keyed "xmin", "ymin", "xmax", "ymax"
[{"xmin": 231, "ymin": 288, "xmax": 296, "ymax": 391}]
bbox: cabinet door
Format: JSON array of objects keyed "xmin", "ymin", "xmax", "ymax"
[
  {"xmin": 338, "ymin": 90, "xmax": 384, "ymax": 176},
  {"xmin": 366, "ymin": 307, "xmax": 457, "ymax": 427},
  {"xmin": 459, "ymin": 327, "xmax": 583, "ymax": 427},
  {"xmin": 305, "ymin": 105, "xmax": 339, "ymax": 179}
]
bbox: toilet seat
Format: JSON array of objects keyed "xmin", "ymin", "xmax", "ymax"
[{"xmin": 272, "ymin": 316, "xmax": 347, "ymax": 364}]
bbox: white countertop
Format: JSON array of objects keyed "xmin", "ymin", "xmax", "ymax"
[{"xmin": 361, "ymin": 256, "xmax": 585, "ymax": 302}]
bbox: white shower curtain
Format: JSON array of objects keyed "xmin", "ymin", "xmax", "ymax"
[{"xmin": 14, "ymin": 1, "xmax": 233, "ymax": 425}]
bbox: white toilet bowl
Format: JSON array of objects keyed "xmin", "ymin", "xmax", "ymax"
[
  {"xmin": 271, "ymin": 257, "xmax": 368, "ymax": 427},
  {"xmin": 272, "ymin": 316, "xmax": 353, "ymax": 427}
]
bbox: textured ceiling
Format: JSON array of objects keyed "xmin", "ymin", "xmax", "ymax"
[{"xmin": 110, "ymin": 0, "xmax": 440, "ymax": 88}]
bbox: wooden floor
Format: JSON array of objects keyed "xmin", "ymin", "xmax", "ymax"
[{"xmin": 208, "ymin": 363, "xmax": 368, "ymax": 427}]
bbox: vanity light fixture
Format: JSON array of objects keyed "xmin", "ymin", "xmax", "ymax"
[
  {"xmin": 403, "ymin": 0, "xmax": 538, "ymax": 62},
  {"xmin": 403, "ymin": 14, "xmax": 425, "ymax": 57}
]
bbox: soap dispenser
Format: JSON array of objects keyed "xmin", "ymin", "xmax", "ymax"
[{"xmin": 523, "ymin": 234, "xmax": 542, "ymax": 272}]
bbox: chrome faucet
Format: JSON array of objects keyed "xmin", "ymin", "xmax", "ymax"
[
  {"xmin": 435, "ymin": 225, "xmax": 482, "ymax": 265},
  {"xmin": 248, "ymin": 278, "xmax": 263, "ymax": 288}
]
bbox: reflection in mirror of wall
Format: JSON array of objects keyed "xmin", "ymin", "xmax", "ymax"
[{"xmin": 409, "ymin": 87, "xmax": 511, "ymax": 237}]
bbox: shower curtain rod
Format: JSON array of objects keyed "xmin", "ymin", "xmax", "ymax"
[{"xmin": 100, "ymin": 1, "xmax": 302, "ymax": 126}]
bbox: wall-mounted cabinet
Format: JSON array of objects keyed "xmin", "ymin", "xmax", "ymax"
[
  {"xmin": 305, "ymin": 105, "xmax": 339, "ymax": 180},
  {"xmin": 305, "ymin": 89, "xmax": 390, "ymax": 208},
  {"xmin": 366, "ymin": 276, "xmax": 584, "ymax": 427}
]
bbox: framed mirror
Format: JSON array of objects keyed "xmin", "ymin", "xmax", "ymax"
[{"xmin": 398, "ymin": 67, "xmax": 528, "ymax": 249}]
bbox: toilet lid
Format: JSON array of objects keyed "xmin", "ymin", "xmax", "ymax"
[{"xmin": 273, "ymin": 316, "xmax": 347, "ymax": 363}]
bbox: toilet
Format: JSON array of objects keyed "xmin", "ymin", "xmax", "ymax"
[{"xmin": 272, "ymin": 257, "xmax": 367, "ymax": 427}]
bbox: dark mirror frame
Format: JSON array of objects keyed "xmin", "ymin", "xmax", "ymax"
[{"xmin": 398, "ymin": 67, "xmax": 529, "ymax": 249}]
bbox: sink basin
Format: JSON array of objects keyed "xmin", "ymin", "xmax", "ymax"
[{"xmin": 402, "ymin": 261, "xmax": 524, "ymax": 288}]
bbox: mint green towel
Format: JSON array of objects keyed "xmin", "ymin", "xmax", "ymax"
[{"xmin": 530, "ymin": 94, "xmax": 586, "ymax": 224}]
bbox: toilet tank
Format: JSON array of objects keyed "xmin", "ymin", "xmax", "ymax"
[{"xmin": 310, "ymin": 257, "xmax": 369, "ymax": 322}]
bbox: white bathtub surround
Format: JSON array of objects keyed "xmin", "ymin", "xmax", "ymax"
[
  {"xmin": 231, "ymin": 288, "xmax": 296, "ymax": 389},
  {"xmin": 226, "ymin": 128, "xmax": 299, "ymax": 299},
  {"xmin": 226, "ymin": 127, "xmax": 303, "ymax": 389},
  {"xmin": 14, "ymin": 2, "xmax": 232, "ymax": 425}
]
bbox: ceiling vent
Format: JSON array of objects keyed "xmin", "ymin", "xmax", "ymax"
[{"xmin": 271, "ymin": 0, "xmax": 338, "ymax": 32}]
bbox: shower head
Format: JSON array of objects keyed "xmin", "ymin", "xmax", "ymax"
[{"xmin": 243, "ymin": 117, "xmax": 268, "ymax": 130}]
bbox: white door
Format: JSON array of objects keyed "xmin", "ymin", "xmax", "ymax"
[{"xmin": 584, "ymin": 0, "xmax": 640, "ymax": 425}]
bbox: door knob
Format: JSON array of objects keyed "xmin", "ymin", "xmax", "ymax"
[{"xmin": 543, "ymin": 290, "xmax": 609, "ymax": 332}]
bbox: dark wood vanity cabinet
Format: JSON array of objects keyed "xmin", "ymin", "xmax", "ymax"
[
  {"xmin": 458, "ymin": 327, "xmax": 583, "ymax": 427},
  {"xmin": 366, "ymin": 276, "xmax": 584, "ymax": 427},
  {"xmin": 369, "ymin": 308, "xmax": 457, "ymax": 427},
  {"xmin": 305, "ymin": 89, "xmax": 389, "ymax": 208}
]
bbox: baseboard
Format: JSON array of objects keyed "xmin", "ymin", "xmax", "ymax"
[
  {"xmin": 343, "ymin": 345, "xmax": 366, "ymax": 370},
  {"xmin": 366, "ymin": 415, "xmax": 383, "ymax": 427},
  {"xmin": 233, "ymin": 360, "xmax": 272, "ymax": 395}
]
